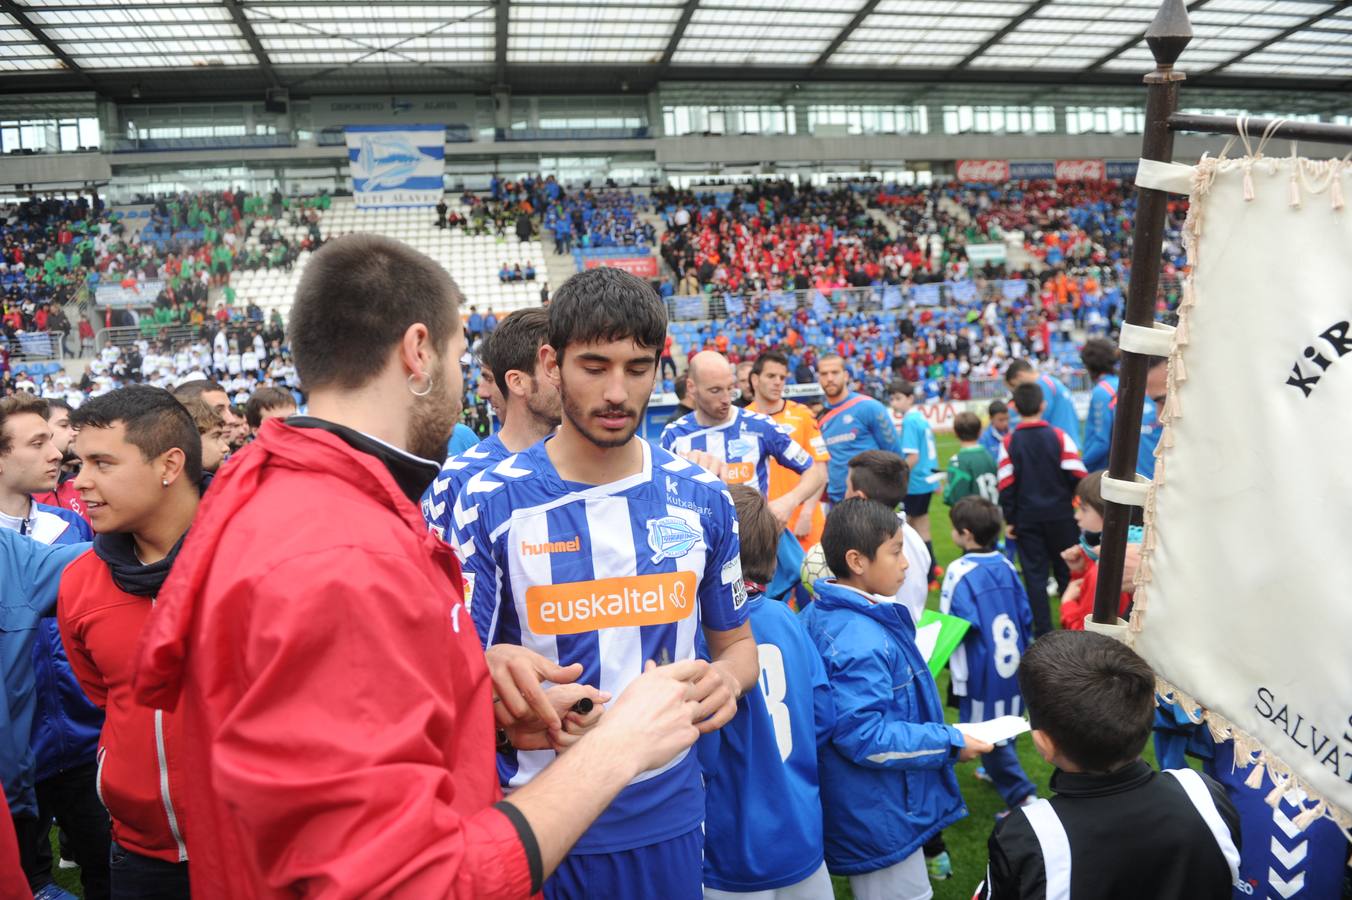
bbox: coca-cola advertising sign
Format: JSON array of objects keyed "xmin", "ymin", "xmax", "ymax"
[
  {"xmin": 582, "ymin": 256, "xmax": 659, "ymax": 278},
  {"xmin": 956, "ymin": 159, "xmax": 1011, "ymax": 183},
  {"xmin": 1055, "ymin": 159, "xmax": 1106, "ymax": 181}
]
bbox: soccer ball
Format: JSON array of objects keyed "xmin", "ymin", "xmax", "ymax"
[{"xmin": 800, "ymin": 543, "xmax": 832, "ymax": 599}]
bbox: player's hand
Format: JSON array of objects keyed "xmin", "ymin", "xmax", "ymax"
[
  {"xmin": 486, "ymin": 644, "xmax": 586, "ymax": 730},
  {"xmin": 679, "ymin": 450, "xmax": 727, "ymax": 481},
  {"xmin": 1121, "ymin": 543, "xmax": 1142, "ymax": 594},
  {"xmin": 687, "ymin": 661, "xmax": 741, "ymax": 734},
  {"xmin": 593, "ymin": 660, "xmax": 704, "ymax": 774},
  {"xmin": 958, "ymin": 733, "xmax": 995, "ymax": 762},
  {"xmin": 1004, "ymin": 526, "xmax": 1016, "ymax": 540},
  {"xmin": 792, "ymin": 509, "xmax": 813, "ymax": 538},
  {"xmin": 503, "ymin": 683, "xmax": 611, "ymax": 751},
  {"xmin": 767, "ymin": 495, "xmax": 797, "ymax": 528},
  {"xmin": 1061, "ymin": 544, "xmax": 1086, "ymax": 576}
]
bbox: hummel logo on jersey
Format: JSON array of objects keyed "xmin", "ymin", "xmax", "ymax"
[
  {"xmin": 525, "ymin": 572, "xmax": 696, "ymax": 635},
  {"xmin": 520, "ymin": 536, "xmax": 581, "ymax": 556},
  {"xmin": 647, "ymin": 516, "xmax": 702, "ymax": 563}
]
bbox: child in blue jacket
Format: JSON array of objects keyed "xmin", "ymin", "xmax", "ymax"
[{"xmin": 802, "ymin": 498, "xmax": 990, "ymax": 900}]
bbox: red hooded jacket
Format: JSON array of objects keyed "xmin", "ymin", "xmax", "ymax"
[{"xmin": 131, "ymin": 420, "xmax": 535, "ymax": 899}]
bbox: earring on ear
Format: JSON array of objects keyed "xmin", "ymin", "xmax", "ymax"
[{"xmin": 162, "ymin": 479, "xmax": 169, "ymax": 488}]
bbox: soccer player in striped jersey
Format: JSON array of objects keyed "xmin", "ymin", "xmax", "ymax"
[
  {"xmin": 1004, "ymin": 358, "xmax": 1079, "ymax": 440},
  {"xmin": 421, "ymin": 308, "xmax": 560, "ymax": 543},
  {"xmin": 660, "ymin": 351, "xmax": 825, "ymax": 525},
  {"xmin": 455, "ymin": 267, "xmax": 758, "ymax": 900},
  {"xmin": 941, "ymin": 496, "xmax": 1037, "ymax": 812},
  {"xmin": 748, "ymin": 350, "xmax": 829, "ymax": 551}
]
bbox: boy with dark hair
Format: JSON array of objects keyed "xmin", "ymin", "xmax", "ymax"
[
  {"xmin": 1079, "ymin": 337, "xmax": 1119, "ymax": 471},
  {"xmin": 32, "ymin": 397, "xmax": 85, "ymax": 520},
  {"xmin": 700, "ymin": 485, "xmax": 834, "ymax": 900},
  {"xmin": 944, "ymin": 411, "xmax": 998, "ymax": 506},
  {"xmin": 978, "ymin": 400, "xmax": 1010, "ymax": 462},
  {"xmin": 839, "ymin": 450, "xmax": 930, "ymax": 625},
  {"xmin": 997, "ymin": 382, "xmax": 1086, "ymax": 636},
  {"xmin": 978, "ymin": 631, "xmax": 1241, "ymax": 899},
  {"xmin": 59, "ymin": 385, "xmax": 204, "ymax": 898},
  {"xmin": 803, "ymin": 498, "xmax": 989, "ymax": 900},
  {"xmin": 941, "ymin": 496, "xmax": 1036, "ymax": 813},
  {"xmin": 243, "ymin": 386, "xmax": 297, "ymax": 434}
]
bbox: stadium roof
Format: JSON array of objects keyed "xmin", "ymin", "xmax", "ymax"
[{"xmin": 3, "ymin": 0, "xmax": 1351, "ymax": 102}]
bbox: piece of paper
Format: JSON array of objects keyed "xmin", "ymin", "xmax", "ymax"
[
  {"xmin": 956, "ymin": 715, "xmax": 1030, "ymax": 746},
  {"xmin": 914, "ymin": 609, "xmax": 971, "ymax": 677}
]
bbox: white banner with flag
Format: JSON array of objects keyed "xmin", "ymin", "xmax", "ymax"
[
  {"xmin": 345, "ymin": 124, "xmax": 445, "ymax": 209},
  {"xmin": 1129, "ymin": 153, "xmax": 1352, "ymax": 834}
]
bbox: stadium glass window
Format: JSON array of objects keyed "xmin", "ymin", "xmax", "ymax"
[
  {"xmin": 806, "ymin": 105, "xmax": 926, "ymax": 136},
  {"xmin": 1065, "ymin": 106, "xmax": 1145, "ymax": 135},
  {"xmin": 941, "ymin": 105, "xmax": 1054, "ymax": 135},
  {"xmin": 663, "ymin": 105, "xmax": 795, "ymax": 137}
]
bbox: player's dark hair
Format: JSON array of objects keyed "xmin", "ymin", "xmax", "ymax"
[
  {"xmin": 548, "ymin": 267, "xmax": 666, "ymax": 362},
  {"xmin": 1076, "ymin": 470, "xmax": 1107, "ymax": 516},
  {"xmin": 244, "ymin": 386, "xmax": 296, "ymax": 429},
  {"xmin": 728, "ymin": 484, "xmax": 781, "ymax": 585},
  {"xmin": 46, "ymin": 397, "xmax": 73, "ymax": 415},
  {"xmin": 1148, "ymin": 355, "xmax": 1168, "ymax": 371},
  {"xmin": 288, "ymin": 234, "xmax": 462, "ymax": 390},
  {"xmin": 482, "ymin": 307, "xmax": 550, "ymax": 390},
  {"xmin": 821, "ymin": 497, "xmax": 901, "ymax": 580},
  {"xmin": 1018, "ymin": 631, "xmax": 1156, "ymax": 772},
  {"xmin": 888, "ymin": 379, "xmax": 915, "ymax": 398},
  {"xmin": 1012, "ymin": 382, "xmax": 1044, "ymax": 417},
  {"xmin": 1080, "ymin": 337, "xmax": 1118, "ymax": 380},
  {"xmin": 674, "ymin": 372, "xmax": 689, "ymax": 401},
  {"xmin": 1003, "ymin": 358, "xmax": 1035, "ymax": 385},
  {"xmin": 70, "ymin": 385, "xmax": 202, "ymax": 483},
  {"xmin": 750, "ymin": 349, "xmax": 789, "ymax": 378},
  {"xmin": 847, "ymin": 450, "xmax": 909, "ymax": 510},
  {"xmin": 953, "ymin": 410, "xmax": 982, "ymax": 442},
  {"xmin": 988, "ymin": 399, "xmax": 1008, "ymax": 417},
  {"xmin": 950, "ymin": 496, "xmax": 1003, "ymax": 550},
  {"xmin": 170, "ymin": 379, "xmax": 226, "ymax": 403}
]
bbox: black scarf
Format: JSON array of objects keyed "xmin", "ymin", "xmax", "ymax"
[
  {"xmin": 93, "ymin": 529, "xmax": 189, "ymax": 597},
  {"xmin": 288, "ymin": 416, "xmax": 440, "ymax": 503}
]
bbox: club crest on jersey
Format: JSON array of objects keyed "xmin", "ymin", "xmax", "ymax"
[
  {"xmin": 843, "ymin": 414, "xmax": 854, "ymax": 424},
  {"xmin": 726, "ymin": 437, "xmax": 754, "ymax": 457},
  {"xmin": 647, "ymin": 516, "xmax": 701, "ymax": 563}
]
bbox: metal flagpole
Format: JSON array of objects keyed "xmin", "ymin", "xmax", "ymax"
[{"xmin": 1091, "ymin": 0, "xmax": 1191, "ymax": 625}]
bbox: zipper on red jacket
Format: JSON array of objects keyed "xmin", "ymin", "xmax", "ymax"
[{"xmin": 151, "ymin": 595, "xmax": 189, "ymax": 862}]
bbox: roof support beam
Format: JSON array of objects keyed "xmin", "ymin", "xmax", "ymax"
[
  {"xmin": 1086, "ymin": 0, "xmax": 1212, "ymax": 70},
  {"xmin": 495, "ymin": 0, "xmax": 509, "ymax": 84},
  {"xmin": 660, "ymin": 0, "xmax": 700, "ymax": 67},
  {"xmin": 224, "ymin": 0, "xmax": 279, "ymax": 87},
  {"xmin": 956, "ymin": 0, "xmax": 1053, "ymax": 69},
  {"xmin": 812, "ymin": 0, "xmax": 881, "ymax": 69},
  {"xmin": 0, "ymin": 0, "xmax": 94, "ymax": 85},
  {"xmin": 1203, "ymin": 5, "xmax": 1343, "ymax": 75}
]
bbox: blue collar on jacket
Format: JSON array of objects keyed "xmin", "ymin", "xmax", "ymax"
[{"xmin": 810, "ymin": 580, "xmax": 914, "ymax": 632}]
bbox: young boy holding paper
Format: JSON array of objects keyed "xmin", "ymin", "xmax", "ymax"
[
  {"xmin": 802, "ymin": 499, "xmax": 991, "ymax": 900},
  {"xmin": 941, "ymin": 496, "xmax": 1037, "ymax": 813}
]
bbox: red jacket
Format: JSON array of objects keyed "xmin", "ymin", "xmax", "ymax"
[
  {"xmin": 132, "ymin": 420, "xmax": 534, "ymax": 899},
  {"xmin": 33, "ymin": 478, "xmax": 88, "ymax": 522},
  {"xmin": 0, "ymin": 780, "xmax": 30, "ymax": 898},
  {"xmin": 59, "ymin": 550, "xmax": 190, "ymax": 864}
]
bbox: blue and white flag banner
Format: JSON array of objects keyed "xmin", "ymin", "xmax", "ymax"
[{"xmin": 345, "ymin": 125, "xmax": 445, "ymax": 208}]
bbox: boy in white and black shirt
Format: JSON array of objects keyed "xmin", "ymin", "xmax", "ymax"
[{"xmin": 978, "ymin": 631, "xmax": 1240, "ymax": 900}]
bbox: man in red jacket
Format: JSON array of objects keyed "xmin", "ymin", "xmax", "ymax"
[
  {"xmin": 132, "ymin": 233, "xmax": 710, "ymax": 899},
  {"xmin": 60, "ymin": 385, "xmax": 203, "ymax": 899}
]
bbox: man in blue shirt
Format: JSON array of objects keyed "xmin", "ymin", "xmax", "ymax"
[
  {"xmin": 888, "ymin": 379, "xmax": 939, "ymax": 584},
  {"xmin": 1004, "ymin": 358, "xmax": 1079, "ymax": 438},
  {"xmin": 1138, "ymin": 357, "xmax": 1168, "ymax": 479},
  {"xmin": 1080, "ymin": 338, "xmax": 1119, "ymax": 471},
  {"xmin": 815, "ymin": 354, "xmax": 899, "ymax": 503},
  {"xmin": 466, "ymin": 305, "xmax": 484, "ymax": 340}
]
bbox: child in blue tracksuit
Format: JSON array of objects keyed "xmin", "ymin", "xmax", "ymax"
[
  {"xmin": 699, "ymin": 486, "xmax": 835, "ymax": 899},
  {"xmin": 802, "ymin": 499, "xmax": 989, "ymax": 900},
  {"xmin": 941, "ymin": 497, "xmax": 1037, "ymax": 812}
]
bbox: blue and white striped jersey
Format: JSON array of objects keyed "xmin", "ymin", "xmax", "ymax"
[
  {"xmin": 940, "ymin": 551, "xmax": 1033, "ymax": 724},
  {"xmin": 659, "ymin": 407, "xmax": 813, "ymax": 495},
  {"xmin": 455, "ymin": 436, "xmax": 748, "ymax": 854},
  {"xmin": 420, "ymin": 434, "xmax": 509, "ymax": 543}
]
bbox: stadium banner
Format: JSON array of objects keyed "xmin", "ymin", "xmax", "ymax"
[
  {"xmin": 96, "ymin": 278, "xmax": 163, "ymax": 307},
  {"xmin": 582, "ymin": 256, "xmax": 658, "ymax": 278},
  {"xmin": 956, "ymin": 159, "xmax": 1010, "ymax": 183},
  {"xmin": 345, "ymin": 125, "xmax": 445, "ymax": 208},
  {"xmin": 1055, "ymin": 159, "xmax": 1107, "ymax": 181},
  {"xmin": 965, "ymin": 243, "xmax": 1007, "ymax": 265},
  {"xmin": 1107, "ymin": 160, "xmax": 1140, "ymax": 181},
  {"xmin": 1009, "ymin": 161, "xmax": 1055, "ymax": 180},
  {"xmin": 1129, "ymin": 154, "xmax": 1352, "ymax": 833}
]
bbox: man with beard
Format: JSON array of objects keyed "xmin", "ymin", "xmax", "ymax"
[
  {"xmin": 748, "ymin": 349, "xmax": 829, "ymax": 550},
  {"xmin": 423, "ymin": 308, "xmax": 560, "ymax": 548},
  {"xmin": 816, "ymin": 353, "xmax": 901, "ymax": 504},
  {"xmin": 131, "ymin": 235, "xmax": 712, "ymax": 899},
  {"xmin": 457, "ymin": 267, "xmax": 759, "ymax": 900},
  {"xmin": 32, "ymin": 398, "xmax": 85, "ymax": 520}
]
